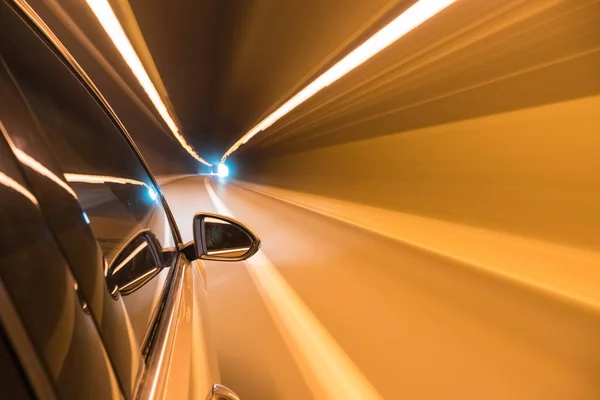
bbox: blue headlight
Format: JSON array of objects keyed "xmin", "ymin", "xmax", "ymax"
[{"xmin": 217, "ymin": 163, "xmax": 229, "ymax": 177}]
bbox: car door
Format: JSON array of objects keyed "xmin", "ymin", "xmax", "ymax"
[
  {"xmin": 0, "ymin": 4, "xmax": 146, "ymax": 397},
  {"xmin": 0, "ymin": 1, "xmax": 221, "ymax": 398}
]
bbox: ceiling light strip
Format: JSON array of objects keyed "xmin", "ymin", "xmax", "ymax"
[
  {"xmin": 222, "ymin": 0, "xmax": 456, "ymax": 161},
  {"xmin": 86, "ymin": 0, "xmax": 211, "ymax": 166}
]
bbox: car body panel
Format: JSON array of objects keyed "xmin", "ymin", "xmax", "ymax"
[
  {"xmin": 0, "ymin": 0, "xmax": 227, "ymax": 399},
  {"xmin": 0, "ymin": 103, "xmax": 123, "ymax": 400},
  {"xmin": 0, "ymin": 5, "xmax": 144, "ymax": 395}
]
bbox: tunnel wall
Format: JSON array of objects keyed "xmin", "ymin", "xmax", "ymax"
[{"xmin": 237, "ymin": 95, "xmax": 600, "ymax": 252}]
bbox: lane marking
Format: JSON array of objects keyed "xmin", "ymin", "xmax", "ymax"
[{"xmin": 205, "ymin": 178, "xmax": 383, "ymax": 400}]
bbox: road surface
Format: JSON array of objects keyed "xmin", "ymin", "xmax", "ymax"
[{"xmin": 162, "ymin": 175, "xmax": 600, "ymax": 400}]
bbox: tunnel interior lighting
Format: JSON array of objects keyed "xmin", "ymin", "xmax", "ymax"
[
  {"xmin": 86, "ymin": 0, "xmax": 211, "ymax": 166},
  {"xmin": 221, "ymin": 0, "xmax": 456, "ymax": 162},
  {"xmin": 217, "ymin": 163, "xmax": 229, "ymax": 178},
  {"xmin": 0, "ymin": 170, "xmax": 39, "ymax": 205},
  {"xmin": 15, "ymin": 149, "xmax": 78, "ymax": 199},
  {"xmin": 65, "ymin": 173, "xmax": 148, "ymax": 187},
  {"xmin": 65, "ymin": 173, "xmax": 159, "ymax": 201}
]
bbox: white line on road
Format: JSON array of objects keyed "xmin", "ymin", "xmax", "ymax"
[{"xmin": 204, "ymin": 178, "xmax": 383, "ymax": 400}]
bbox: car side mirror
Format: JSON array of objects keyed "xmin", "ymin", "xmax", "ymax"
[
  {"xmin": 108, "ymin": 229, "xmax": 164, "ymax": 296},
  {"xmin": 191, "ymin": 213, "xmax": 260, "ymax": 262}
]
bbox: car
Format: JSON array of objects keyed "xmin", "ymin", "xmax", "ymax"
[{"xmin": 0, "ymin": 1, "xmax": 259, "ymax": 399}]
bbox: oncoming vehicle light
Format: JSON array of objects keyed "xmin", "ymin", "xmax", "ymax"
[
  {"xmin": 217, "ymin": 163, "xmax": 229, "ymax": 178},
  {"xmin": 148, "ymin": 187, "xmax": 158, "ymax": 201}
]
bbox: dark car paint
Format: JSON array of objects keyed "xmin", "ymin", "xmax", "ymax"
[
  {"xmin": 0, "ymin": 8, "xmax": 149, "ymax": 395},
  {"xmin": 0, "ymin": 118, "xmax": 122, "ymax": 398},
  {"xmin": 0, "ymin": 1, "xmax": 188, "ymax": 398}
]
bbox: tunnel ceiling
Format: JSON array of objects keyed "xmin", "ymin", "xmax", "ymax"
[
  {"xmin": 128, "ymin": 0, "xmax": 600, "ymax": 164},
  {"xmin": 29, "ymin": 0, "xmax": 406, "ymax": 166},
  {"xmin": 127, "ymin": 0, "xmax": 400, "ymax": 160},
  {"xmin": 26, "ymin": 0, "xmax": 600, "ymax": 168}
]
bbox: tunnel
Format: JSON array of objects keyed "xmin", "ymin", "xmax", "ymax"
[{"xmin": 2, "ymin": 0, "xmax": 600, "ymax": 399}]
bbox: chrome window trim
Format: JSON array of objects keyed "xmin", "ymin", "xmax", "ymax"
[
  {"xmin": 140, "ymin": 253, "xmax": 178, "ymax": 357},
  {"xmin": 6, "ymin": 0, "xmax": 184, "ymax": 247},
  {"xmin": 135, "ymin": 255, "xmax": 186, "ymax": 400}
]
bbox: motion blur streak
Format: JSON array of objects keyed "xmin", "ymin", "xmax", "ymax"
[
  {"xmin": 160, "ymin": 173, "xmax": 600, "ymax": 399},
  {"xmin": 14, "ymin": 149, "xmax": 78, "ymax": 199},
  {"xmin": 235, "ymin": 181, "xmax": 600, "ymax": 311},
  {"xmin": 0, "ymin": 170, "xmax": 39, "ymax": 205},
  {"xmin": 41, "ymin": 0, "xmax": 168, "ymax": 132},
  {"xmin": 64, "ymin": 173, "xmax": 149, "ymax": 188},
  {"xmin": 221, "ymin": 0, "xmax": 457, "ymax": 161},
  {"xmin": 205, "ymin": 178, "xmax": 383, "ymax": 400},
  {"xmin": 85, "ymin": 0, "xmax": 211, "ymax": 166},
  {"xmin": 65, "ymin": 173, "xmax": 159, "ymax": 201}
]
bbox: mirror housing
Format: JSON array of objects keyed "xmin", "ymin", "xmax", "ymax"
[
  {"xmin": 190, "ymin": 213, "xmax": 260, "ymax": 262},
  {"xmin": 107, "ymin": 229, "xmax": 164, "ymax": 296}
]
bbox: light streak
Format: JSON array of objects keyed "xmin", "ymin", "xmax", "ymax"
[
  {"xmin": 86, "ymin": 0, "xmax": 211, "ymax": 166},
  {"xmin": 222, "ymin": 0, "xmax": 456, "ymax": 161}
]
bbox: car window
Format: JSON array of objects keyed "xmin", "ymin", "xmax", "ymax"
[
  {"xmin": 11, "ymin": 64, "xmax": 175, "ymax": 262},
  {"xmin": 0, "ymin": 2, "xmax": 176, "ymax": 354},
  {"xmin": 0, "ymin": 111, "xmax": 122, "ymax": 399}
]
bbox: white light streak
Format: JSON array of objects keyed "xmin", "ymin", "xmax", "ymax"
[
  {"xmin": 64, "ymin": 173, "xmax": 148, "ymax": 188},
  {"xmin": 15, "ymin": 149, "xmax": 78, "ymax": 199},
  {"xmin": 0, "ymin": 170, "xmax": 39, "ymax": 205},
  {"xmin": 222, "ymin": 0, "xmax": 456, "ymax": 161},
  {"xmin": 64, "ymin": 173, "xmax": 159, "ymax": 201},
  {"xmin": 86, "ymin": 0, "xmax": 211, "ymax": 166}
]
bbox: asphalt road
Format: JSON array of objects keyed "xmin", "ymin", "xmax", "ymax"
[{"xmin": 162, "ymin": 175, "xmax": 600, "ymax": 400}]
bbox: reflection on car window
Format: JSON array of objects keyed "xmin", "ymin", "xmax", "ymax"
[
  {"xmin": 10, "ymin": 61, "xmax": 174, "ymax": 261},
  {"xmin": 5, "ymin": 34, "xmax": 176, "ymax": 347},
  {"xmin": 205, "ymin": 219, "xmax": 252, "ymax": 253},
  {"xmin": 63, "ymin": 173, "xmax": 169, "ymax": 262}
]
